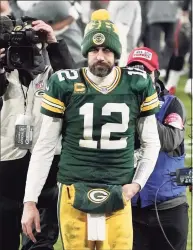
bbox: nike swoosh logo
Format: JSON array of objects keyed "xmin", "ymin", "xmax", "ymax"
[{"xmin": 46, "ymin": 85, "xmax": 49, "ymax": 91}]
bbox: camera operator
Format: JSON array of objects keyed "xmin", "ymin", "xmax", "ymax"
[
  {"xmin": 127, "ymin": 47, "xmax": 188, "ymax": 250},
  {"xmin": 0, "ymin": 18, "xmax": 74, "ymax": 250},
  {"xmin": 9, "ymin": 0, "xmax": 86, "ymax": 67}
]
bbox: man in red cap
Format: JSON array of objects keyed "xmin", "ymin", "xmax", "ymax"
[
  {"xmin": 127, "ymin": 47, "xmax": 189, "ymax": 250},
  {"xmin": 127, "ymin": 47, "xmax": 160, "ymax": 84}
]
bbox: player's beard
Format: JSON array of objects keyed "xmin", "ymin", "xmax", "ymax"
[{"xmin": 89, "ymin": 61, "xmax": 114, "ymax": 77}]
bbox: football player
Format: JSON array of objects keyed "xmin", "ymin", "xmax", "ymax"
[{"xmin": 21, "ymin": 9, "xmax": 160, "ymax": 250}]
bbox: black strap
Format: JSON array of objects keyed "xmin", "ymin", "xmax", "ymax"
[{"xmin": 20, "ymin": 83, "xmax": 29, "ymax": 114}]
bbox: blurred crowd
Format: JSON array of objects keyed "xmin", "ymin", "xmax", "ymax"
[{"xmin": 1, "ymin": 0, "xmax": 192, "ymax": 96}]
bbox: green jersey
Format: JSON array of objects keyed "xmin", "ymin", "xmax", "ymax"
[{"xmin": 41, "ymin": 66, "xmax": 159, "ymax": 185}]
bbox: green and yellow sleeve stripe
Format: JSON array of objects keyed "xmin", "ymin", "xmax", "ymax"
[
  {"xmin": 140, "ymin": 92, "xmax": 159, "ymax": 112},
  {"xmin": 41, "ymin": 94, "xmax": 65, "ymax": 114}
]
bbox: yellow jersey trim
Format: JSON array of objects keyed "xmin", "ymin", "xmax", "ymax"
[
  {"xmin": 41, "ymin": 102, "xmax": 64, "ymax": 114},
  {"xmin": 43, "ymin": 94, "xmax": 65, "ymax": 108},
  {"xmin": 144, "ymin": 92, "xmax": 158, "ymax": 103},
  {"xmin": 141, "ymin": 100, "xmax": 159, "ymax": 112}
]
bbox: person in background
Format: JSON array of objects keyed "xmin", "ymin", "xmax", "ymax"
[
  {"xmin": 8, "ymin": 0, "xmax": 85, "ymax": 66},
  {"xmin": 0, "ymin": 8, "xmax": 11, "ymax": 111},
  {"xmin": 79, "ymin": 1, "xmax": 92, "ymax": 32},
  {"xmin": 184, "ymin": 52, "xmax": 192, "ymax": 99},
  {"xmin": 144, "ymin": 1, "xmax": 179, "ymax": 76},
  {"xmin": 90, "ymin": 0, "xmax": 109, "ymax": 11},
  {"xmin": 108, "ymin": 0, "xmax": 142, "ymax": 66},
  {"xmin": 165, "ymin": 0, "xmax": 192, "ymax": 98},
  {"xmin": 0, "ymin": 18, "xmax": 74, "ymax": 250},
  {"xmin": 21, "ymin": 9, "xmax": 160, "ymax": 250},
  {"xmin": 127, "ymin": 47, "xmax": 188, "ymax": 250},
  {"xmin": 138, "ymin": 0, "xmax": 149, "ymax": 46},
  {"xmin": 79, "ymin": 0, "xmax": 109, "ymax": 34},
  {"xmin": 24, "ymin": 0, "xmax": 86, "ymax": 67}
]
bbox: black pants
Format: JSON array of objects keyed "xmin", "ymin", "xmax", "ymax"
[
  {"xmin": 132, "ymin": 203, "xmax": 189, "ymax": 250},
  {"xmin": 146, "ymin": 22, "xmax": 176, "ymax": 69},
  {"xmin": 0, "ymin": 152, "xmax": 59, "ymax": 250}
]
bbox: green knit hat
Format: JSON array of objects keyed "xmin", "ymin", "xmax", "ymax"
[{"xmin": 81, "ymin": 9, "xmax": 122, "ymax": 59}]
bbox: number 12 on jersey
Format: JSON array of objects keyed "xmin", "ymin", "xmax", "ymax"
[{"xmin": 79, "ymin": 103, "xmax": 130, "ymax": 150}]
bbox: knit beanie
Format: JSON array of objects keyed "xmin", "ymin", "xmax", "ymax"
[{"xmin": 81, "ymin": 9, "xmax": 122, "ymax": 59}]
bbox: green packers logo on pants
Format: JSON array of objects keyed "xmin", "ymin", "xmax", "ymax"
[{"xmin": 87, "ymin": 189, "xmax": 110, "ymax": 203}]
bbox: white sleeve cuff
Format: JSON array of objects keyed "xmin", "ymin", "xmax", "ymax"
[
  {"xmin": 132, "ymin": 161, "xmax": 154, "ymax": 189},
  {"xmin": 132, "ymin": 115, "xmax": 161, "ymax": 189}
]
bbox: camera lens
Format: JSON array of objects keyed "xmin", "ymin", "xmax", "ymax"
[{"xmin": 10, "ymin": 52, "xmax": 22, "ymax": 65}]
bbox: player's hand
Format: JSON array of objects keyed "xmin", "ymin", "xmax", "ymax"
[
  {"xmin": 32, "ymin": 20, "xmax": 57, "ymax": 44},
  {"xmin": 122, "ymin": 183, "xmax": 141, "ymax": 201},
  {"xmin": 21, "ymin": 201, "xmax": 41, "ymax": 243}
]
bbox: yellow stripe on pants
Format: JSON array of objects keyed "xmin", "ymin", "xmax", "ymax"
[{"xmin": 58, "ymin": 184, "xmax": 133, "ymax": 250}]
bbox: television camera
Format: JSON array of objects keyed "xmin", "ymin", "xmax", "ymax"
[{"xmin": 0, "ymin": 16, "xmax": 47, "ymax": 70}]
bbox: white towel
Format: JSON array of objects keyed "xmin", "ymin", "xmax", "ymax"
[{"xmin": 87, "ymin": 214, "xmax": 106, "ymax": 241}]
